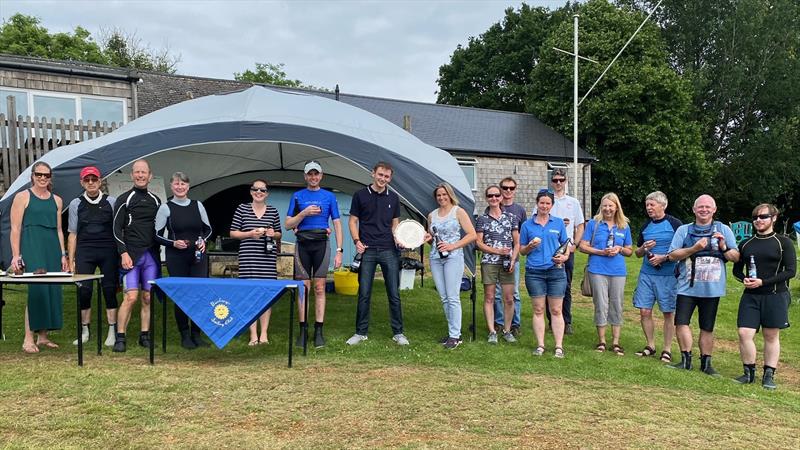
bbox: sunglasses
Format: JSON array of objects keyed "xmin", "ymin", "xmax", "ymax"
[
  {"xmin": 82, "ymin": 176, "xmax": 99, "ymax": 183},
  {"xmin": 500, "ymin": 185, "xmax": 516, "ymax": 191},
  {"xmin": 250, "ymin": 187, "xmax": 268, "ymax": 193},
  {"xmin": 551, "ymin": 178, "xmax": 566, "ymax": 183},
  {"xmin": 486, "ymin": 193, "xmax": 502, "ymax": 199},
  {"xmin": 34, "ymin": 172, "xmax": 52, "ymax": 179},
  {"xmin": 752, "ymin": 214, "xmax": 773, "ymax": 221}
]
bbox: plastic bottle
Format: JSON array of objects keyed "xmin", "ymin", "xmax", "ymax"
[
  {"xmin": 432, "ymin": 226, "xmax": 449, "ymax": 259},
  {"xmin": 214, "ymin": 234, "xmax": 222, "ymax": 251},
  {"xmin": 194, "ymin": 236, "xmax": 204, "ymax": 263},
  {"xmin": 748, "ymin": 254, "xmax": 758, "ymax": 279},
  {"xmin": 710, "ymin": 224, "xmax": 719, "ymax": 251},
  {"xmin": 350, "ymin": 252, "xmax": 363, "ymax": 273}
]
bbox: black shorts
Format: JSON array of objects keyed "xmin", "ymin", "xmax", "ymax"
[
  {"xmin": 737, "ymin": 291, "xmax": 791, "ymax": 330},
  {"xmin": 75, "ymin": 245, "xmax": 119, "ymax": 310},
  {"xmin": 294, "ymin": 239, "xmax": 330, "ymax": 280},
  {"xmin": 674, "ymin": 295, "xmax": 720, "ymax": 332}
]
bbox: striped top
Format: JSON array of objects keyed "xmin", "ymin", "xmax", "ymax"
[{"xmin": 230, "ymin": 202, "xmax": 282, "ymax": 279}]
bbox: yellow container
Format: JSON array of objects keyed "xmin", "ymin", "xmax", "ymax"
[{"xmin": 334, "ymin": 270, "xmax": 359, "ymax": 296}]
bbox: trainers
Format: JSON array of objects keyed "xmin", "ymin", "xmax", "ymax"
[
  {"xmin": 487, "ymin": 332, "xmax": 498, "ymax": 345},
  {"xmin": 510, "ymin": 325, "xmax": 521, "ymax": 338},
  {"xmin": 104, "ymin": 325, "xmax": 116, "ymax": 347},
  {"xmin": 565, "ymin": 323, "xmax": 574, "ymax": 335},
  {"xmin": 112, "ymin": 335, "xmax": 126, "ymax": 353},
  {"xmin": 439, "ymin": 336, "xmax": 449, "ymax": 345},
  {"xmin": 138, "ymin": 332, "xmax": 152, "ymax": 348},
  {"xmin": 346, "ymin": 334, "xmax": 368, "ymax": 346},
  {"xmin": 191, "ymin": 330, "xmax": 211, "ymax": 347},
  {"xmin": 443, "ymin": 337, "xmax": 462, "ymax": 350},
  {"xmin": 502, "ymin": 331, "xmax": 517, "ymax": 343},
  {"xmin": 392, "ymin": 333, "xmax": 410, "ymax": 346},
  {"xmin": 180, "ymin": 330, "xmax": 197, "ymax": 350},
  {"xmin": 72, "ymin": 325, "xmax": 90, "ymax": 346}
]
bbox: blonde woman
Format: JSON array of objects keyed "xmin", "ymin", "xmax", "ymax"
[
  {"xmin": 579, "ymin": 193, "xmax": 633, "ymax": 355},
  {"xmin": 424, "ymin": 183, "xmax": 476, "ymax": 349}
]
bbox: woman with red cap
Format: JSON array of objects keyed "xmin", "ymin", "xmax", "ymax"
[{"xmin": 67, "ymin": 166, "xmax": 119, "ymax": 347}]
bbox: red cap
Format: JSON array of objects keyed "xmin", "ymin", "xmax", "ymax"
[{"xmin": 80, "ymin": 166, "xmax": 101, "ymax": 179}]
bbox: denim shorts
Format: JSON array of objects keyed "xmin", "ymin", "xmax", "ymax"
[{"xmin": 524, "ymin": 266, "xmax": 567, "ymax": 298}]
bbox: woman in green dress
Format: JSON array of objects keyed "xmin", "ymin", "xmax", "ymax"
[{"xmin": 9, "ymin": 161, "xmax": 69, "ymax": 354}]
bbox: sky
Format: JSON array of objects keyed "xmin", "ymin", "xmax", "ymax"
[{"xmin": 1, "ymin": 0, "xmax": 571, "ymax": 103}]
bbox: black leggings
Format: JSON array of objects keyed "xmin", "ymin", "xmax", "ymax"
[
  {"xmin": 75, "ymin": 246, "xmax": 119, "ymax": 311},
  {"xmin": 165, "ymin": 250, "xmax": 208, "ymax": 332}
]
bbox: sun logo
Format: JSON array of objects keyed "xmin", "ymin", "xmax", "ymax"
[{"xmin": 214, "ymin": 304, "xmax": 229, "ymax": 320}]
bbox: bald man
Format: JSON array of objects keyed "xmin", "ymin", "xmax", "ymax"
[{"xmin": 666, "ymin": 194, "xmax": 739, "ymax": 375}]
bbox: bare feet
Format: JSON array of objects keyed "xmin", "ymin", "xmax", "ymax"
[
  {"xmin": 22, "ymin": 342, "xmax": 39, "ymax": 354},
  {"xmin": 259, "ymin": 336, "xmax": 269, "ymax": 345},
  {"xmin": 36, "ymin": 339, "xmax": 59, "ymax": 349}
]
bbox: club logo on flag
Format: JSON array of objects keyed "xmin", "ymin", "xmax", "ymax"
[{"xmin": 211, "ymin": 299, "xmax": 233, "ymax": 327}]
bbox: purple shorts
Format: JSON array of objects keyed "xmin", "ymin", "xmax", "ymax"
[{"xmin": 122, "ymin": 251, "xmax": 159, "ymax": 292}]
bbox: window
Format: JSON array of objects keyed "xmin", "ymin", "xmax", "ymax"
[
  {"xmin": 0, "ymin": 88, "xmax": 126, "ymax": 124},
  {"xmin": 0, "ymin": 89, "xmax": 29, "ymax": 117},
  {"xmin": 457, "ymin": 157, "xmax": 477, "ymax": 191}
]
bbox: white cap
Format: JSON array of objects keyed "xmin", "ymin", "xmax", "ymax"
[{"xmin": 303, "ymin": 161, "xmax": 322, "ymax": 174}]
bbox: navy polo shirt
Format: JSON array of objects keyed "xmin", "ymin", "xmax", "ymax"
[{"xmin": 350, "ymin": 185, "xmax": 400, "ymax": 249}]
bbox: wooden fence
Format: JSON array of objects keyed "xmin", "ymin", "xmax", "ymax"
[{"xmin": 0, "ymin": 96, "xmax": 120, "ymax": 192}]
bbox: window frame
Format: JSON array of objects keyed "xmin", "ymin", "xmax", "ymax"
[
  {"xmin": 0, "ymin": 87, "xmax": 128, "ymax": 125},
  {"xmin": 456, "ymin": 157, "xmax": 478, "ymax": 192}
]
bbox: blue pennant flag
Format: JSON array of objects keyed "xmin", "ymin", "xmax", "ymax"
[{"xmin": 154, "ymin": 277, "xmax": 303, "ymax": 349}]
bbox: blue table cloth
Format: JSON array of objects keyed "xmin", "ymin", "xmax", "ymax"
[{"xmin": 154, "ymin": 277, "xmax": 303, "ymax": 349}]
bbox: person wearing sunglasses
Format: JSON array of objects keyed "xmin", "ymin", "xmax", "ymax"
[
  {"xmin": 732, "ymin": 204, "xmax": 795, "ymax": 389},
  {"xmin": 667, "ymin": 194, "xmax": 739, "ymax": 374},
  {"xmin": 67, "ymin": 166, "xmax": 119, "ymax": 348},
  {"xmin": 547, "ymin": 168, "xmax": 585, "ymax": 336},
  {"xmin": 9, "ymin": 161, "xmax": 69, "ymax": 353},
  {"xmin": 491, "ymin": 177, "xmax": 527, "ymax": 338},
  {"xmin": 476, "ymin": 185, "xmax": 520, "ymax": 344},
  {"xmin": 230, "ymin": 179, "xmax": 282, "ymax": 346},
  {"xmin": 155, "ymin": 172, "xmax": 213, "ymax": 350},
  {"xmin": 285, "ymin": 161, "xmax": 344, "ymax": 349},
  {"xmin": 112, "ymin": 159, "xmax": 162, "ymax": 352},
  {"xmin": 520, "ymin": 189, "xmax": 569, "ymax": 357}
]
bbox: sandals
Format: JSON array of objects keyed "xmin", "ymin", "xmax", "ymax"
[
  {"xmin": 248, "ymin": 340, "xmax": 259, "ymax": 346},
  {"xmin": 595, "ymin": 342, "xmax": 606, "ymax": 353},
  {"xmin": 635, "ymin": 346, "xmax": 656, "ymax": 357},
  {"xmin": 533, "ymin": 346, "xmax": 546, "ymax": 356},
  {"xmin": 258, "ymin": 337, "xmax": 270, "ymax": 345},
  {"xmin": 554, "ymin": 347, "xmax": 565, "ymax": 358},
  {"xmin": 611, "ymin": 344, "xmax": 625, "ymax": 356},
  {"xmin": 660, "ymin": 351, "xmax": 672, "ymax": 363},
  {"xmin": 22, "ymin": 342, "xmax": 39, "ymax": 354}
]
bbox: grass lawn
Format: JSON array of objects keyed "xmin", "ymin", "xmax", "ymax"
[{"xmin": 1, "ymin": 252, "xmax": 799, "ymax": 448}]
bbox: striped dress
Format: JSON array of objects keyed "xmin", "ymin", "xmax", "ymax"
[{"xmin": 230, "ymin": 203, "xmax": 281, "ymax": 279}]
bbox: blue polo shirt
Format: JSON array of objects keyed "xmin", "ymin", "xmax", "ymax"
[
  {"xmin": 519, "ymin": 215, "xmax": 568, "ymax": 270},
  {"xmin": 637, "ymin": 214, "xmax": 682, "ymax": 276},
  {"xmin": 287, "ymin": 188, "xmax": 341, "ymax": 230},
  {"xmin": 584, "ymin": 220, "xmax": 632, "ymax": 276},
  {"xmin": 350, "ymin": 185, "xmax": 400, "ymax": 250}
]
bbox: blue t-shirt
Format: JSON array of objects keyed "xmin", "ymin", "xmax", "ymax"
[
  {"xmin": 287, "ymin": 188, "xmax": 341, "ymax": 231},
  {"xmin": 637, "ymin": 214, "xmax": 682, "ymax": 276},
  {"xmin": 669, "ymin": 222, "xmax": 738, "ymax": 298},
  {"xmin": 519, "ymin": 215, "xmax": 568, "ymax": 270},
  {"xmin": 584, "ymin": 220, "xmax": 632, "ymax": 277}
]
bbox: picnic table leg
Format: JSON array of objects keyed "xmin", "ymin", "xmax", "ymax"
[
  {"xmin": 149, "ymin": 288, "xmax": 155, "ymax": 365},
  {"xmin": 77, "ymin": 282, "xmax": 83, "ymax": 367},
  {"xmin": 96, "ymin": 279, "xmax": 102, "ymax": 356},
  {"xmin": 288, "ymin": 288, "xmax": 295, "ymax": 368},
  {"xmin": 470, "ymin": 275, "xmax": 477, "ymax": 342}
]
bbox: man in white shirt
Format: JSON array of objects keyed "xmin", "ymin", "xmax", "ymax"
[{"xmin": 548, "ymin": 168, "xmax": 584, "ymax": 335}]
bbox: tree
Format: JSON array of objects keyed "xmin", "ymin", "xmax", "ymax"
[
  {"xmin": 0, "ymin": 14, "xmax": 181, "ymax": 74},
  {"xmin": 436, "ymin": 0, "xmax": 708, "ymax": 218},
  {"xmin": 99, "ymin": 28, "xmax": 180, "ymax": 74},
  {"xmin": 233, "ymin": 63, "xmax": 327, "ymax": 91},
  {"xmin": 0, "ymin": 13, "xmax": 106, "ymax": 63},
  {"xmin": 436, "ymin": 3, "xmax": 577, "ymax": 112},
  {"xmin": 642, "ymin": 0, "xmax": 800, "ymax": 219}
]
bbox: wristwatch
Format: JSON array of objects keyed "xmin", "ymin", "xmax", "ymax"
[{"xmin": 336, "ymin": 248, "xmax": 344, "ymax": 253}]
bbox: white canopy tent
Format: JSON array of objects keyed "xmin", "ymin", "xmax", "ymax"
[{"xmin": 0, "ymin": 86, "xmax": 475, "ymax": 271}]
